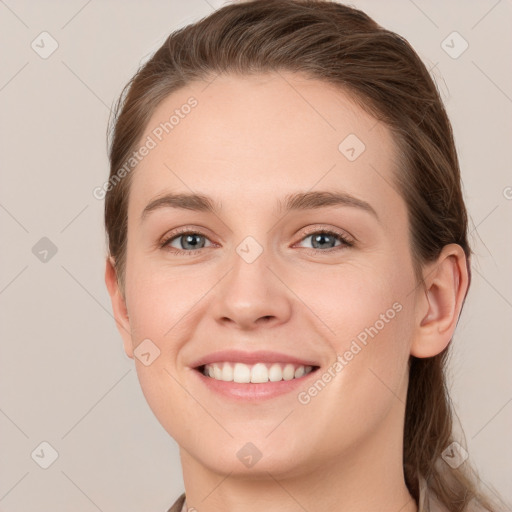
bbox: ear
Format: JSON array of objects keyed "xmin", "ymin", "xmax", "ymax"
[
  {"xmin": 104, "ymin": 256, "xmax": 134, "ymax": 359},
  {"xmin": 410, "ymin": 244, "xmax": 469, "ymax": 358}
]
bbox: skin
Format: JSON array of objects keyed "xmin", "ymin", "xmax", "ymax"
[{"xmin": 105, "ymin": 72, "xmax": 468, "ymax": 512}]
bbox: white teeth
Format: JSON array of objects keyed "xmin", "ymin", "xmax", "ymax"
[
  {"xmin": 233, "ymin": 362, "xmax": 251, "ymax": 383},
  {"xmin": 268, "ymin": 363, "xmax": 283, "ymax": 382},
  {"xmin": 221, "ymin": 362, "xmax": 233, "ymax": 381},
  {"xmin": 201, "ymin": 362, "xmax": 315, "ymax": 383},
  {"xmin": 250, "ymin": 363, "xmax": 269, "ymax": 383},
  {"xmin": 282, "ymin": 363, "xmax": 295, "ymax": 381},
  {"xmin": 294, "ymin": 366, "xmax": 305, "ymax": 379}
]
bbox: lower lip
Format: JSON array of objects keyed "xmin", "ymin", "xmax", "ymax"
[{"xmin": 193, "ymin": 367, "xmax": 320, "ymax": 401}]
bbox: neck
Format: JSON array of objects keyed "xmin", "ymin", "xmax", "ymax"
[{"xmin": 179, "ymin": 399, "xmax": 418, "ymax": 512}]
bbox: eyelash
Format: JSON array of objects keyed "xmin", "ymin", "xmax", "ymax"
[{"xmin": 159, "ymin": 226, "xmax": 354, "ymax": 256}]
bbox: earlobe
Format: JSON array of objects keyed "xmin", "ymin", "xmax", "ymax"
[
  {"xmin": 104, "ymin": 256, "xmax": 134, "ymax": 359},
  {"xmin": 410, "ymin": 244, "xmax": 469, "ymax": 358}
]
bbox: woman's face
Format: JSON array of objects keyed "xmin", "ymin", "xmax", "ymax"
[{"xmin": 115, "ymin": 72, "xmax": 422, "ymax": 477}]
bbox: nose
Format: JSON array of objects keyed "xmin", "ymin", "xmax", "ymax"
[{"xmin": 212, "ymin": 247, "xmax": 292, "ymax": 331}]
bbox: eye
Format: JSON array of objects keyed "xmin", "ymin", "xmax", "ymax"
[
  {"xmin": 295, "ymin": 228, "xmax": 354, "ymax": 252},
  {"xmin": 160, "ymin": 226, "xmax": 354, "ymax": 256},
  {"xmin": 160, "ymin": 229, "xmax": 214, "ymax": 255}
]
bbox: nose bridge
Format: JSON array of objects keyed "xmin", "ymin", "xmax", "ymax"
[{"xmin": 212, "ymin": 231, "xmax": 291, "ymax": 329}]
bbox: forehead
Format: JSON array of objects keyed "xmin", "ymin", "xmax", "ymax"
[{"xmin": 128, "ymin": 72, "xmax": 402, "ymax": 222}]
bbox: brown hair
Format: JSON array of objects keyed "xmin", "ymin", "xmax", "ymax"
[{"xmin": 104, "ymin": 1, "xmax": 507, "ymax": 510}]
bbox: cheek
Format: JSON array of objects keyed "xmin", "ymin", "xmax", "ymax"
[
  {"xmin": 295, "ymin": 257, "xmax": 414, "ymax": 406},
  {"xmin": 292, "ymin": 257, "xmax": 410, "ymax": 341},
  {"xmin": 124, "ymin": 252, "xmax": 211, "ymax": 343},
  {"xmin": 296, "ymin": 288, "xmax": 412, "ymax": 457}
]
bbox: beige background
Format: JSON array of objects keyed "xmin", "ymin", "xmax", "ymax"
[{"xmin": 1, "ymin": 0, "xmax": 511, "ymax": 510}]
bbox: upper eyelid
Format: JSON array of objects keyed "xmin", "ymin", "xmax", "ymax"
[{"xmin": 297, "ymin": 225, "xmax": 354, "ymax": 241}]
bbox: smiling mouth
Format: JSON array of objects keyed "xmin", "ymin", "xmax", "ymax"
[{"xmin": 196, "ymin": 362, "xmax": 320, "ymax": 383}]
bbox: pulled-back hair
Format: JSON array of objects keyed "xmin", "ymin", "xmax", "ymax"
[{"xmin": 105, "ymin": 1, "xmax": 507, "ymax": 510}]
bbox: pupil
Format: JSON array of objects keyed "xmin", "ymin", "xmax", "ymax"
[
  {"xmin": 313, "ymin": 233, "xmax": 334, "ymax": 249},
  {"xmin": 183, "ymin": 234, "xmax": 203, "ymax": 249}
]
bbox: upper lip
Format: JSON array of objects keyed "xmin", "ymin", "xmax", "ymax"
[{"xmin": 190, "ymin": 349, "xmax": 320, "ymax": 368}]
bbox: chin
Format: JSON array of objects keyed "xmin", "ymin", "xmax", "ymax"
[{"xmin": 180, "ymin": 433, "xmax": 316, "ymax": 480}]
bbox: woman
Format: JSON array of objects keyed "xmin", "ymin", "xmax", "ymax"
[{"xmin": 103, "ymin": 1, "xmax": 508, "ymax": 510}]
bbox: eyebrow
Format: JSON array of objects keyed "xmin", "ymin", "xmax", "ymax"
[{"xmin": 140, "ymin": 190, "xmax": 379, "ymax": 222}]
